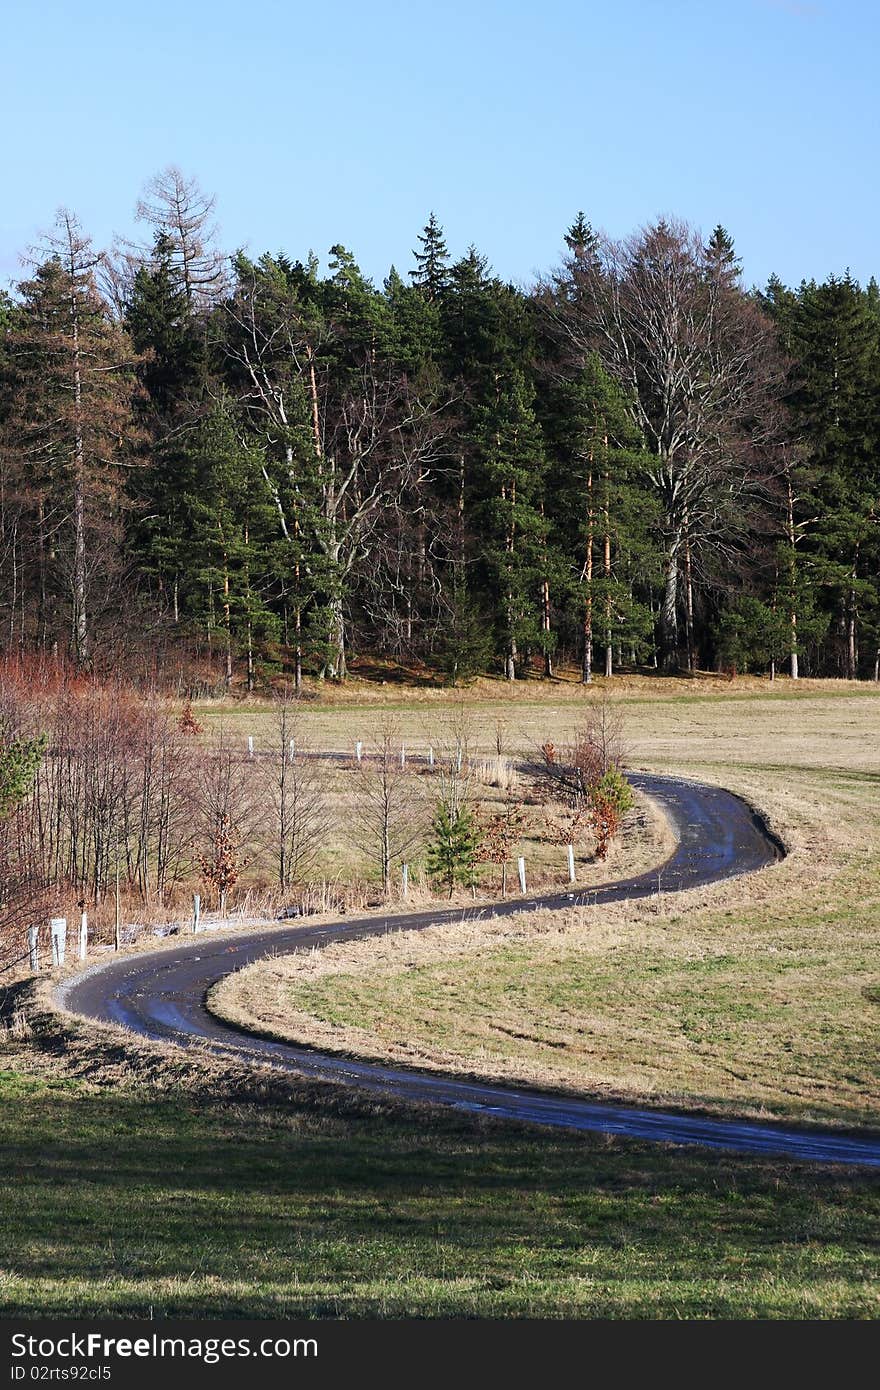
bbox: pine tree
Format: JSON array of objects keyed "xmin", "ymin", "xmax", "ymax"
[
  {"xmin": 183, "ymin": 405, "xmax": 281, "ymax": 689},
  {"xmin": 779, "ymin": 274, "xmax": 880, "ymax": 676},
  {"xmin": 425, "ymin": 798, "xmax": 482, "ymax": 896},
  {"xmin": 704, "ymin": 224, "xmax": 742, "ymax": 287},
  {"xmin": 474, "ymin": 368, "xmax": 548, "ymax": 679},
  {"xmin": 564, "ymin": 212, "xmax": 601, "ymax": 267},
  {"xmin": 436, "ymin": 576, "xmax": 494, "ymax": 685},
  {"xmin": 126, "ymin": 233, "xmax": 206, "ymax": 413}
]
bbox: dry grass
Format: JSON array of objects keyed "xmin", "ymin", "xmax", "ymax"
[
  {"xmin": 139, "ymin": 709, "xmax": 676, "ymax": 905},
  {"xmin": 211, "ymin": 685, "xmax": 880, "ymax": 1130}
]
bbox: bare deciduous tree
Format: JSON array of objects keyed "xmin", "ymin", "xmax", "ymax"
[
  {"xmin": 346, "ymin": 721, "xmax": 427, "ymax": 895},
  {"xmin": 549, "ymin": 217, "xmax": 785, "ymax": 667},
  {"xmin": 225, "ymin": 257, "xmax": 450, "ymax": 680},
  {"xmin": 267, "ymin": 697, "xmax": 325, "ymax": 889}
]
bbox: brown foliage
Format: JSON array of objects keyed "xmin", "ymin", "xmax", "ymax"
[
  {"xmin": 591, "ymin": 793, "xmax": 622, "ymax": 861},
  {"xmin": 196, "ymin": 815, "xmax": 241, "ymax": 913},
  {"xmin": 476, "ymin": 792, "xmax": 531, "ymax": 895},
  {"xmin": 534, "ymin": 697, "xmax": 627, "ymax": 810},
  {"xmin": 179, "ymin": 700, "xmax": 203, "ymax": 735}
]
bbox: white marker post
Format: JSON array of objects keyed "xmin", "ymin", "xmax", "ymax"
[
  {"xmin": 567, "ymin": 845, "xmax": 576, "ymax": 883},
  {"xmin": 355, "ymin": 741, "xmax": 363, "ymax": 763},
  {"xmin": 79, "ymin": 910, "xmax": 88, "ymax": 961},
  {"xmin": 50, "ymin": 917, "xmax": 67, "ymax": 967},
  {"xmin": 402, "ymin": 863, "xmax": 409, "ymax": 899},
  {"xmin": 428, "ymin": 746, "xmax": 434, "ymax": 768},
  {"xmin": 400, "ymin": 744, "xmax": 406, "ymax": 768},
  {"xmin": 27, "ymin": 926, "xmax": 39, "ymax": 973},
  {"xmin": 517, "ymin": 857, "xmax": 527, "ymax": 894},
  {"xmin": 248, "ymin": 736, "xmax": 255, "ymax": 759},
  {"xmin": 192, "ymin": 893, "xmax": 201, "ymax": 934},
  {"xmin": 456, "ymin": 747, "xmax": 463, "ymax": 773},
  {"xmin": 289, "ymin": 738, "xmax": 296, "ymax": 763}
]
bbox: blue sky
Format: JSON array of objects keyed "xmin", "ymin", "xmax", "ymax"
[{"xmin": 2, "ymin": 0, "xmax": 877, "ymax": 292}]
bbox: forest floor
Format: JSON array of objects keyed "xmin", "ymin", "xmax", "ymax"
[{"xmin": 1, "ymin": 675, "xmax": 878, "ymax": 1318}]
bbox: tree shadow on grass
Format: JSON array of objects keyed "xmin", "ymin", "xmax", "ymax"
[{"xmin": 2, "ymin": 1082, "xmax": 878, "ymax": 1318}]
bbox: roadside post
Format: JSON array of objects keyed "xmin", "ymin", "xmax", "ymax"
[
  {"xmin": 79, "ymin": 908, "xmax": 88, "ymax": 960},
  {"xmin": 50, "ymin": 916, "xmax": 67, "ymax": 967},
  {"xmin": 517, "ymin": 857, "xmax": 527, "ymax": 894},
  {"xmin": 567, "ymin": 845, "xmax": 576, "ymax": 883},
  {"xmin": 193, "ymin": 893, "xmax": 201, "ymax": 933},
  {"xmin": 402, "ymin": 863, "xmax": 409, "ymax": 899},
  {"xmin": 27, "ymin": 926, "xmax": 38, "ymax": 973}
]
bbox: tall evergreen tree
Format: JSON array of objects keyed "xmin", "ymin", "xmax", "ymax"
[
  {"xmin": 2, "ymin": 212, "xmax": 138, "ymax": 667},
  {"xmin": 410, "ymin": 213, "xmax": 451, "ymax": 302}
]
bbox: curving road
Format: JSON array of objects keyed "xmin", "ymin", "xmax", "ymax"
[{"xmin": 59, "ymin": 773, "xmax": 880, "ymax": 1168}]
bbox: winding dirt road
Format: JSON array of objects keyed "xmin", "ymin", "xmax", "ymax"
[{"xmin": 58, "ymin": 773, "xmax": 880, "ymax": 1167}]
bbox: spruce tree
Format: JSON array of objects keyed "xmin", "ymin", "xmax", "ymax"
[{"xmin": 410, "ymin": 213, "xmax": 451, "ymax": 302}]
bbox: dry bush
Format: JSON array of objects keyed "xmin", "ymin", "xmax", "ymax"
[
  {"xmin": 178, "ymin": 700, "xmax": 203, "ymax": 734},
  {"xmin": 190, "ymin": 726, "xmax": 267, "ymax": 913},
  {"xmin": 591, "ymin": 794, "xmax": 622, "ymax": 860},
  {"xmin": 533, "ymin": 696, "xmax": 628, "ymax": 811},
  {"xmin": 474, "ymin": 755, "xmax": 521, "ymax": 792},
  {"xmin": 476, "ymin": 791, "xmax": 531, "ymax": 896}
]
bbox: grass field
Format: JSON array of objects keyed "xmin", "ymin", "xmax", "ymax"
[
  {"xmin": 212, "ymin": 679, "xmax": 880, "ymax": 1130},
  {"xmin": 2, "ymin": 676, "xmax": 879, "ymax": 1319},
  {"xmin": 0, "ymin": 1022, "xmax": 878, "ymax": 1319}
]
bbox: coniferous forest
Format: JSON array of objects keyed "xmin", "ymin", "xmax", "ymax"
[{"xmin": 2, "ymin": 168, "xmax": 879, "ymax": 690}]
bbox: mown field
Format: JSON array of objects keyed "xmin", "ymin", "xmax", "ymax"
[{"xmin": 2, "ymin": 676, "xmax": 878, "ymax": 1319}]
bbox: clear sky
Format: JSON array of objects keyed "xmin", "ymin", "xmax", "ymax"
[{"xmin": 2, "ymin": 0, "xmax": 877, "ymax": 293}]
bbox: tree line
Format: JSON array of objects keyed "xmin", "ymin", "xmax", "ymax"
[{"xmin": 1, "ymin": 167, "xmax": 878, "ymax": 686}]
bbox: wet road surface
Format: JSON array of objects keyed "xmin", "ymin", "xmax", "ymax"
[{"xmin": 58, "ymin": 773, "xmax": 880, "ymax": 1167}]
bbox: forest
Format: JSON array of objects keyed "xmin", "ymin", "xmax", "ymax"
[{"xmin": 1, "ymin": 166, "xmax": 879, "ymax": 690}]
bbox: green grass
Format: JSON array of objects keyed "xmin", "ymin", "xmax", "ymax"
[{"xmin": 1, "ymin": 1069, "xmax": 878, "ymax": 1319}]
